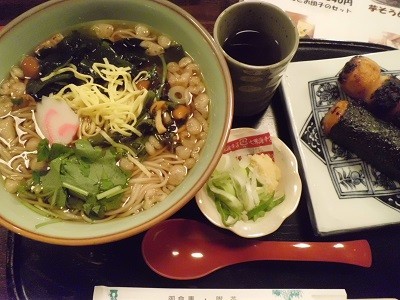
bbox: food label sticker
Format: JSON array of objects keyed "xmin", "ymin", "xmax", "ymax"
[{"xmin": 224, "ymin": 131, "xmax": 274, "ymax": 159}]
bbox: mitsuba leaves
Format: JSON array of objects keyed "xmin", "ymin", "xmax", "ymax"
[
  {"xmin": 74, "ymin": 139, "xmax": 102, "ymax": 161},
  {"xmin": 25, "ymin": 138, "xmax": 129, "ymax": 219},
  {"xmin": 37, "ymin": 139, "xmax": 50, "ymax": 162},
  {"xmin": 40, "ymin": 157, "xmax": 67, "ymax": 207},
  {"xmin": 37, "ymin": 139, "xmax": 74, "ymax": 162}
]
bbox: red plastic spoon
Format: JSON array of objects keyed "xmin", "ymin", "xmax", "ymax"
[{"xmin": 141, "ymin": 219, "xmax": 372, "ymax": 280}]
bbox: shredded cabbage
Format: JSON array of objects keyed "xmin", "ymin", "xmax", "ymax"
[{"xmin": 206, "ymin": 153, "xmax": 285, "ymax": 226}]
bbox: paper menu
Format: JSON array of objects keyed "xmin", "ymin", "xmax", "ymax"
[{"xmin": 243, "ymin": 0, "xmax": 400, "ymax": 49}]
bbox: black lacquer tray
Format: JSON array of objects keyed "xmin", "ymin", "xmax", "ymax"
[{"xmin": 7, "ymin": 40, "xmax": 400, "ymax": 299}]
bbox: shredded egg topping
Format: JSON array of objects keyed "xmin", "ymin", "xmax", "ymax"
[{"xmin": 42, "ymin": 58, "xmax": 149, "ymax": 137}]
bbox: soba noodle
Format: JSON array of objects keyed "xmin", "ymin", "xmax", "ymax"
[{"xmin": 0, "ymin": 21, "xmax": 209, "ymax": 223}]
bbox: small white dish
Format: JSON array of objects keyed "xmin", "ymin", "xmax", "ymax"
[{"xmin": 195, "ymin": 127, "xmax": 302, "ymax": 238}]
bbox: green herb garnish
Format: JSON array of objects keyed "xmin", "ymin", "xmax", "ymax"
[{"xmin": 21, "ymin": 138, "xmax": 129, "ymax": 218}]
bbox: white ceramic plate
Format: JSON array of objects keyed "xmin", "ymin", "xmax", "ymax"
[
  {"xmin": 281, "ymin": 49, "xmax": 400, "ymax": 235},
  {"xmin": 195, "ymin": 128, "xmax": 302, "ymax": 238}
]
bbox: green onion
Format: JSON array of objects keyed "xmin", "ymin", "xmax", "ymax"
[{"xmin": 206, "ymin": 153, "xmax": 285, "ymax": 226}]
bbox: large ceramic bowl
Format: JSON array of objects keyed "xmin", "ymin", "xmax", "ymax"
[{"xmin": 0, "ymin": 0, "xmax": 233, "ymax": 245}]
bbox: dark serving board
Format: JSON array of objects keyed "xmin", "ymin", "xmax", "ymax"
[{"xmin": 7, "ymin": 40, "xmax": 400, "ymax": 299}]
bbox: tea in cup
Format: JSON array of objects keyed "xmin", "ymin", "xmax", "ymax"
[{"xmin": 213, "ymin": 1, "xmax": 299, "ymax": 116}]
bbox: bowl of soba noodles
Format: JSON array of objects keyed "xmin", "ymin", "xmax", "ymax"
[{"xmin": 0, "ymin": 0, "xmax": 233, "ymax": 245}]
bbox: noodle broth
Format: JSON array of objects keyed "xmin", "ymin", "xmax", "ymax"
[{"xmin": 0, "ymin": 21, "xmax": 210, "ymax": 223}]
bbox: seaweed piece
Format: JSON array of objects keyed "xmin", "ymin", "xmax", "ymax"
[
  {"xmin": 127, "ymin": 135, "xmax": 150, "ymax": 159},
  {"xmin": 37, "ymin": 31, "xmax": 92, "ymax": 76},
  {"xmin": 111, "ymin": 38, "xmax": 152, "ymax": 68},
  {"xmin": 163, "ymin": 44, "xmax": 186, "ymax": 63},
  {"xmin": 369, "ymin": 76, "xmax": 400, "ymax": 124},
  {"xmin": 82, "ymin": 39, "xmax": 134, "ymax": 72},
  {"xmin": 323, "ymin": 100, "xmax": 400, "ymax": 181},
  {"xmin": 26, "ymin": 72, "xmax": 78, "ymax": 100},
  {"xmin": 31, "ymin": 32, "xmax": 158, "ymax": 100}
]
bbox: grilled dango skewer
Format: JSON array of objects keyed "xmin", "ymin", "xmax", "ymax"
[{"xmin": 338, "ymin": 55, "xmax": 400, "ymax": 127}]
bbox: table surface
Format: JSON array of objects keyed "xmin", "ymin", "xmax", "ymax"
[{"xmin": 1, "ymin": 1, "xmax": 400, "ymax": 300}]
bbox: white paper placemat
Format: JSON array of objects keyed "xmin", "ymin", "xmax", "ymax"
[
  {"xmin": 93, "ymin": 286, "xmax": 398, "ymax": 300},
  {"xmin": 93, "ymin": 287, "xmax": 347, "ymax": 300}
]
